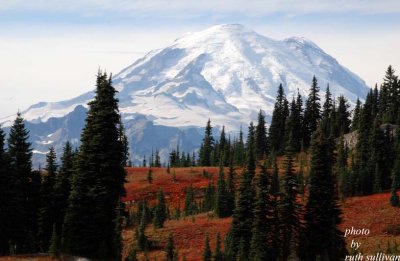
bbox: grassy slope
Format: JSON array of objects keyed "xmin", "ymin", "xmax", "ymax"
[{"xmin": 1, "ymin": 166, "xmax": 399, "ymax": 261}]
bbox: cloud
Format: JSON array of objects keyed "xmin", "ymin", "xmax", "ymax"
[{"xmin": 1, "ymin": 0, "xmax": 400, "ymax": 16}]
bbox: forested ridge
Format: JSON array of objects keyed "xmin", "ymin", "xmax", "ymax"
[{"xmin": 0, "ymin": 66, "xmax": 399, "ymax": 261}]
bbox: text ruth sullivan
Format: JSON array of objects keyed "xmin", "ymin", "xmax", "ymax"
[{"xmin": 346, "ymin": 253, "xmax": 400, "ymax": 261}]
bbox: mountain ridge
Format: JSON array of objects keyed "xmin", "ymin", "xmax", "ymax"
[{"xmin": 0, "ymin": 24, "xmax": 370, "ymax": 165}]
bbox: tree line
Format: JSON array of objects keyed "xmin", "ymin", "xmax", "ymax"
[{"xmin": 0, "ymin": 71, "xmax": 127, "ymax": 260}]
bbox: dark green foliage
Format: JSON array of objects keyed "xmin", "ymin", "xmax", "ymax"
[
  {"xmin": 303, "ymin": 76, "xmax": 321, "ymax": 148},
  {"xmin": 279, "ymin": 140, "xmax": 301, "ymax": 261},
  {"xmin": 335, "ymin": 95, "xmax": 351, "ymax": 136},
  {"xmin": 352, "ymin": 98, "xmax": 362, "ymax": 131},
  {"xmin": 354, "ymin": 90, "xmax": 374, "ymax": 195},
  {"xmin": 269, "ymin": 84, "xmax": 289, "ymax": 154},
  {"xmin": 147, "ymin": 167, "xmax": 153, "ymax": 184},
  {"xmin": 255, "ymin": 110, "xmax": 268, "ymax": 159},
  {"xmin": 62, "ymin": 71, "xmax": 126, "ymax": 260},
  {"xmin": 143, "ymin": 155, "xmax": 147, "ymax": 167},
  {"xmin": 215, "ymin": 165, "xmax": 229, "ymax": 218},
  {"xmin": 154, "ymin": 150, "xmax": 161, "ymax": 168},
  {"xmin": 154, "ymin": 189, "xmax": 167, "ymax": 228},
  {"xmin": 48, "ymin": 224, "xmax": 60, "ymax": 257},
  {"xmin": 118, "ymin": 118, "xmax": 130, "ymax": 166},
  {"xmin": 125, "ymin": 248, "xmax": 138, "ymax": 261},
  {"xmin": 285, "ymin": 93, "xmax": 303, "ymax": 153},
  {"xmin": 184, "ymin": 185, "xmax": 197, "ymax": 216},
  {"xmin": 165, "ymin": 233, "xmax": 178, "ymax": 261},
  {"xmin": 271, "ymin": 157, "xmax": 280, "ymax": 195},
  {"xmin": 302, "ymin": 129, "xmax": 346, "ymax": 261},
  {"xmin": 137, "ymin": 212, "xmax": 149, "ymax": 251},
  {"xmin": 216, "ymin": 126, "xmax": 230, "ymax": 166},
  {"xmin": 136, "ymin": 199, "xmax": 152, "ymax": 226},
  {"xmin": 0, "ymin": 128, "xmax": 12, "ymax": 255},
  {"xmin": 390, "ymin": 131, "xmax": 400, "ymax": 206},
  {"xmin": 226, "ymin": 158, "xmax": 235, "ymax": 216},
  {"xmin": 38, "ymin": 147, "xmax": 57, "ymax": 251},
  {"xmin": 233, "ymin": 127, "xmax": 245, "ymax": 167},
  {"xmin": 379, "ymin": 66, "xmax": 399, "ymax": 124},
  {"xmin": 213, "ymin": 233, "xmax": 223, "ymax": 261},
  {"xmin": 249, "ymin": 163, "xmax": 270, "ymax": 261},
  {"xmin": 7, "ymin": 112, "xmax": 37, "ymax": 254},
  {"xmin": 53, "ymin": 142, "xmax": 74, "ymax": 248},
  {"xmin": 203, "ymin": 235, "xmax": 212, "ymax": 261},
  {"xmin": 199, "ymin": 119, "xmax": 215, "ymax": 166},
  {"xmin": 225, "ymin": 124, "xmax": 256, "ymax": 259},
  {"xmin": 335, "ymin": 136, "xmax": 351, "ymax": 199},
  {"xmin": 321, "ymin": 84, "xmax": 333, "ymax": 136},
  {"xmin": 203, "ymin": 180, "xmax": 216, "ymax": 212}
]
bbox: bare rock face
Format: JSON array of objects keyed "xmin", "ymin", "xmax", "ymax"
[{"xmin": 341, "ymin": 124, "xmax": 398, "ymax": 150}]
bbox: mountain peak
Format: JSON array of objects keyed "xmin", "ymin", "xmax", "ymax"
[
  {"xmin": 0, "ymin": 24, "xmax": 371, "ymax": 166},
  {"xmin": 2, "ymin": 24, "xmax": 369, "ymax": 130}
]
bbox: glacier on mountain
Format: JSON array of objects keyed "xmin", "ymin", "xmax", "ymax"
[{"xmin": 0, "ymin": 24, "xmax": 370, "ymax": 165}]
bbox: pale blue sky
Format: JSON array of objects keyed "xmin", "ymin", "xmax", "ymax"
[{"xmin": 1, "ymin": 0, "xmax": 400, "ymax": 118}]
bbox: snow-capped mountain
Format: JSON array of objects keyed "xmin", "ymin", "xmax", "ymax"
[{"xmin": 0, "ymin": 24, "xmax": 370, "ymax": 165}]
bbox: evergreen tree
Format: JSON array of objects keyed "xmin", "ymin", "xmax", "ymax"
[
  {"xmin": 217, "ymin": 126, "xmax": 228, "ymax": 166},
  {"xmin": 302, "ymin": 129, "xmax": 346, "ymax": 261},
  {"xmin": 137, "ymin": 212, "xmax": 149, "ymax": 251},
  {"xmin": 62, "ymin": 71, "xmax": 126, "ymax": 260},
  {"xmin": 271, "ymin": 156, "xmax": 280, "ymax": 195},
  {"xmin": 184, "ymin": 185, "xmax": 196, "ymax": 216},
  {"xmin": 213, "ymin": 233, "xmax": 223, "ymax": 261},
  {"xmin": 215, "ymin": 165, "xmax": 229, "ymax": 218},
  {"xmin": 147, "ymin": 167, "xmax": 153, "ymax": 184},
  {"xmin": 203, "ymin": 235, "xmax": 212, "ymax": 261},
  {"xmin": 380, "ymin": 66, "xmax": 399, "ymax": 123},
  {"xmin": 154, "ymin": 149, "xmax": 161, "ymax": 168},
  {"xmin": 125, "ymin": 248, "xmax": 138, "ymax": 261},
  {"xmin": 249, "ymin": 163, "xmax": 270, "ymax": 261},
  {"xmin": 335, "ymin": 95, "xmax": 351, "ymax": 136},
  {"xmin": 154, "ymin": 189, "xmax": 167, "ymax": 228},
  {"xmin": 0, "ymin": 128, "xmax": 12, "ymax": 255},
  {"xmin": 7, "ymin": 112, "xmax": 37, "ymax": 253},
  {"xmin": 390, "ymin": 131, "xmax": 400, "ymax": 206},
  {"xmin": 118, "ymin": 118, "xmax": 130, "ymax": 166},
  {"xmin": 355, "ymin": 90, "xmax": 374, "ymax": 195},
  {"xmin": 321, "ymin": 84, "xmax": 333, "ymax": 136},
  {"xmin": 285, "ymin": 95, "xmax": 303, "ymax": 153},
  {"xmin": 303, "ymin": 76, "xmax": 321, "ymax": 148},
  {"xmin": 48, "ymin": 224, "xmax": 60, "ymax": 257},
  {"xmin": 165, "ymin": 233, "xmax": 178, "ymax": 261},
  {"xmin": 199, "ymin": 119, "xmax": 215, "ymax": 166},
  {"xmin": 53, "ymin": 141, "xmax": 75, "ymax": 246},
  {"xmin": 226, "ymin": 157, "xmax": 235, "ymax": 216},
  {"xmin": 352, "ymin": 98, "xmax": 362, "ymax": 131},
  {"xmin": 233, "ymin": 127, "xmax": 245, "ymax": 167},
  {"xmin": 204, "ymin": 181, "xmax": 213, "ymax": 212},
  {"xmin": 255, "ymin": 110, "xmax": 268, "ymax": 159},
  {"xmin": 225, "ymin": 124, "xmax": 256, "ymax": 259},
  {"xmin": 269, "ymin": 84, "xmax": 289, "ymax": 154},
  {"xmin": 335, "ymin": 136, "xmax": 350, "ymax": 199},
  {"xmin": 38, "ymin": 147, "xmax": 58, "ymax": 251},
  {"xmin": 279, "ymin": 138, "xmax": 301, "ymax": 261}
]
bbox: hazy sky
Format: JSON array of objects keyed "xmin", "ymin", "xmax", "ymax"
[{"xmin": 1, "ymin": 0, "xmax": 400, "ymax": 118}]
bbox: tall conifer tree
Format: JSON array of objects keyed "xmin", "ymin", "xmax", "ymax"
[
  {"xmin": 303, "ymin": 76, "xmax": 321, "ymax": 148},
  {"xmin": 62, "ymin": 71, "xmax": 126, "ymax": 260},
  {"xmin": 199, "ymin": 119, "xmax": 215, "ymax": 166},
  {"xmin": 0, "ymin": 128, "xmax": 11, "ymax": 255},
  {"xmin": 269, "ymin": 84, "xmax": 289, "ymax": 154},
  {"xmin": 7, "ymin": 113, "xmax": 37, "ymax": 253},
  {"xmin": 38, "ymin": 147, "xmax": 57, "ymax": 251},
  {"xmin": 53, "ymin": 142, "xmax": 74, "ymax": 248},
  {"xmin": 255, "ymin": 110, "xmax": 268, "ymax": 159},
  {"xmin": 302, "ymin": 129, "xmax": 346, "ymax": 260}
]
